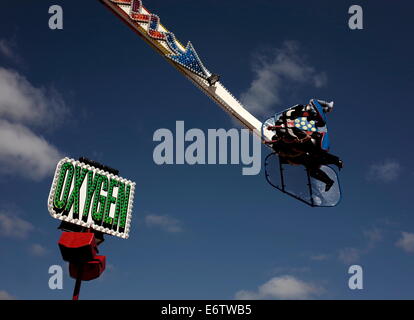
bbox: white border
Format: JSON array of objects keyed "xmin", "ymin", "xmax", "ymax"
[{"xmin": 47, "ymin": 157, "xmax": 136, "ymax": 239}]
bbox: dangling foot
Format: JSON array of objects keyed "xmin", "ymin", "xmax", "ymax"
[
  {"xmin": 325, "ymin": 180, "xmax": 334, "ymax": 192},
  {"xmin": 336, "ymin": 160, "xmax": 344, "ymax": 171}
]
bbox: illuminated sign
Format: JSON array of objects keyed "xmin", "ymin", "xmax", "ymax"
[{"xmin": 48, "ymin": 158, "xmax": 136, "ymax": 239}]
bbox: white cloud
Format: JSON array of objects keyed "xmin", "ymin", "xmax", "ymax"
[
  {"xmin": 0, "ymin": 290, "xmax": 15, "ymax": 300},
  {"xmin": 338, "ymin": 248, "xmax": 361, "ymax": 264},
  {"xmin": 0, "ymin": 67, "xmax": 66, "ymax": 180},
  {"xmin": 337, "ymin": 228, "xmax": 383, "ymax": 264},
  {"xmin": 145, "ymin": 214, "xmax": 183, "ymax": 233},
  {"xmin": 240, "ymin": 41, "xmax": 327, "ymax": 117},
  {"xmin": 0, "ymin": 39, "xmax": 19, "ymax": 62},
  {"xmin": 367, "ymin": 159, "xmax": 401, "ymax": 182},
  {"xmin": 29, "ymin": 243, "xmax": 48, "ymax": 257},
  {"xmin": 0, "ymin": 120, "xmax": 61, "ymax": 180},
  {"xmin": 0, "ymin": 212, "xmax": 33, "ymax": 239},
  {"xmin": 364, "ymin": 228, "xmax": 383, "ymax": 248},
  {"xmin": 0, "ymin": 67, "xmax": 66, "ymax": 126},
  {"xmin": 310, "ymin": 254, "xmax": 330, "ymax": 261},
  {"xmin": 0, "ymin": 40, "xmax": 14, "ymax": 59},
  {"xmin": 235, "ymin": 275, "xmax": 323, "ymax": 300},
  {"xmin": 396, "ymin": 232, "xmax": 414, "ymax": 253}
]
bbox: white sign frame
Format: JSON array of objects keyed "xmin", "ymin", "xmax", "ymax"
[{"xmin": 48, "ymin": 157, "xmax": 136, "ymax": 239}]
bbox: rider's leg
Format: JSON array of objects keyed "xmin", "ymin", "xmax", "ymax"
[
  {"xmin": 308, "ymin": 166, "xmax": 335, "ymax": 192},
  {"xmin": 318, "ymin": 152, "xmax": 343, "ymax": 169}
]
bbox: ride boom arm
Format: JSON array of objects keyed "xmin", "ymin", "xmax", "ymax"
[{"xmin": 100, "ymin": 0, "xmax": 274, "ymax": 142}]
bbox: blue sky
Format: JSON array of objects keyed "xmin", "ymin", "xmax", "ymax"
[{"xmin": 0, "ymin": 0, "xmax": 414, "ymax": 300}]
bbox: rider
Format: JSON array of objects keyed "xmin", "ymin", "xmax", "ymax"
[{"xmin": 267, "ymin": 99, "xmax": 343, "ymax": 192}]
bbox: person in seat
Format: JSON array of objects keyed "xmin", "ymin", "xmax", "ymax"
[{"xmin": 267, "ymin": 99, "xmax": 343, "ymax": 192}]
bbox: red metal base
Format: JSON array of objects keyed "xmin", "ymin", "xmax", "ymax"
[
  {"xmin": 69, "ymin": 255, "xmax": 106, "ymax": 281},
  {"xmin": 58, "ymin": 231, "xmax": 107, "ymax": 299},
  {"xmin": 58, "ymin": 232, "xmax": 98, "ymax": 263}
]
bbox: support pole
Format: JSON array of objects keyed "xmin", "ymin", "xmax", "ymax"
[{"xmin": 72, "ymin": 264, "xmax": 83, "ymax": 300}]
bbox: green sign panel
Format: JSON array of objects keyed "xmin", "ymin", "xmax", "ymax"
[{"xmin": 48, "ymin": 158, "xmax": 136, "ymax": 239}]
